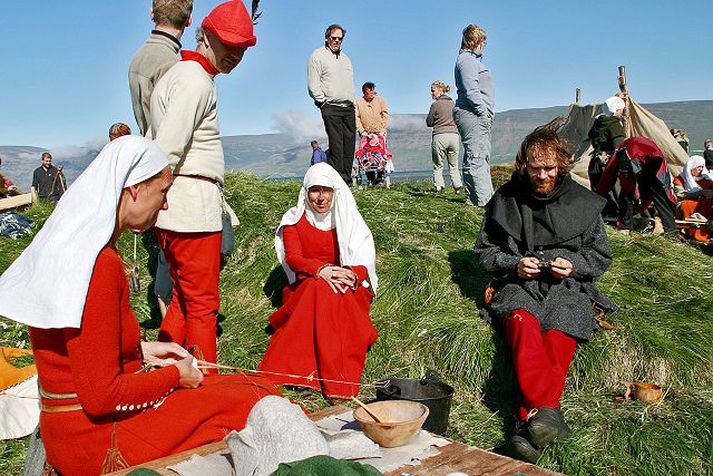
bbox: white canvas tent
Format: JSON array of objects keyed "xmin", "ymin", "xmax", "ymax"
[{"xmin": 545, "ymin": 70, "xmax": 689, "ymax": 188}]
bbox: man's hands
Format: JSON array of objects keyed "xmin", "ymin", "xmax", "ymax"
[
  {"xmin": 517, "ymin": 256, "xmax": 573, "ymax": 280},
  {"xmin": 141, "ymin": 341, "xmax": 203, "ymax": 389},
  {"xmin": 517, "ymin": 257, "xmax": 541, "ymax": 279},
  {"xmin": 549, "ymin": 257, "xmax": 574, "ymax": 279},
  {"xmin": 318, "ymin": 265, "xmax": 358, "ymax": 294}
]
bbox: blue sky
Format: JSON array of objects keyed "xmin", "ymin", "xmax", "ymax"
[{"xmin": 0, "ymin": 0, "xmax": 711, "ymax": 148}]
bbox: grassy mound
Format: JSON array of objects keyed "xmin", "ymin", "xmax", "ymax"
[{"xmin": 1, "ymin": 170, "xmax": 712, "ymax": 475}]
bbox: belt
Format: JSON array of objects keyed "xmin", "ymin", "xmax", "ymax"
[
  {"xmin": 41, "ymin": 403, "xmax": 83, "ymax": 413},
  {"xmin": 174, "ymin": 174, "xmax": 219, "ymax": 185},
  {"xmin": 39, "ymin": 385, "xmax": 83, "ymax": 413}
]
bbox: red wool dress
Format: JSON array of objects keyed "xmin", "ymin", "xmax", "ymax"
[
  {"xmin": 29, "ymin": 247, "xmax": 280, "ymax": 476},
  {"xmin": 258, "ymin": 214, "xmax": 378, "ymax": 398}
]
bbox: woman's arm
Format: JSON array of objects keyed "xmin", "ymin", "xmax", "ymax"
[
  {"xmin": 283, "ymin": 224, "xmax": 331, "ymax": 278},
  {"xmin": 65, "ymin": 252, "xmax": 179, "ymax": 417}
]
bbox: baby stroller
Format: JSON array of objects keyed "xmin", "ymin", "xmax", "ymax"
[{"xmin": 355, "ymin": 134, "xmax": 393, "ymax": 187}]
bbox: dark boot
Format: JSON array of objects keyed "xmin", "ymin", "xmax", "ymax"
[
  {"xmin": 510, "ymin": 421, "xmax": 541, "ymax": 463},
  {"xmin": 528, "ymin": 407, "xmax": 571, "ymax": 449}
]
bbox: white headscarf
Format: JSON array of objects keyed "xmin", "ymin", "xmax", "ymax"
[
  {"xmin": 602, "ymin": 96, "xmax": 626, "ymax": 117},
  {"xmin": 275, "ymin": 163, "xmax": 378, "ymax": 292},
  {"xmin": 0, "ymin": 136, "xmax": 168, "ymax": 329},
  {"xmin": 681, "ymin": 155, "xmax": 712, "ymax": 192}
]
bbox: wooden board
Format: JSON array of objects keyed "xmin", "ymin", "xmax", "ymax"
[
  {"xmin": 0, "ymin": 192, "xmax": 33, "ymax": 212},
  {"xmin": 108, "ymin": 405, "xmax": 347, "ymax": 475},
  {"xmin": 110, "ymin": 404, "xmax": 561, "ymax": 476}
]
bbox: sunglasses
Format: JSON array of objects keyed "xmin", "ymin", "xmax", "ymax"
[{"xmin": 330, "ymin": 36, "xmax": 343, "ymax": 42}]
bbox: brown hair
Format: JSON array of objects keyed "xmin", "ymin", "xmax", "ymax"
[
  {"xmin": 109, "ymin": 123, "xmax": 132, "ymax": 141},
  {"xmin": 41, "ymin": 152, "xmax": 52, "ymax": 160},
  {"xmin": 324, "ymin": 24, "xmax": 346, "ymax": 40},
  {"xmin": 515, "ymin": 127, "xmax": 572, "ymax": 176},
  {"xmin": 152, "ymin": 0, "xmax": 193, "ymax": 29},
  {"xmin": 461, "ymin": 24, "xmax": 486, "ymax": 50},
  {"xmin": 431, "ymin": 80, "xmax": 451, "ymax": 94}
]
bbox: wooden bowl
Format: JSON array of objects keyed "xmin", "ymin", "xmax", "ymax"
[
  {"xmin": 353, "ymin": 400, "xmax": 429, "ymax": 448},
  {"xmin": 625, "ymin": 382, "xmax": 664, "ymax": 403}
]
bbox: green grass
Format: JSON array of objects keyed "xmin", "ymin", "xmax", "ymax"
[{"xmin": 1, "ymin": 169, "xmax": 712, "ymax": 475}]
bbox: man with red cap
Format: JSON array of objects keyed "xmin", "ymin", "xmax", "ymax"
[{"xmin": 149, "ymin": 0, "xmax": 256, "ymax": 367}]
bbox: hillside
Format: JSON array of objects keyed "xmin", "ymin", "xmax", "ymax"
[
  {"xmin": 1, "ymin": 171, "xmax": 712, "ymax": 475},
  {"xmin": 2, "ymin": 100, "xmax": 712, "ymax": 190}
]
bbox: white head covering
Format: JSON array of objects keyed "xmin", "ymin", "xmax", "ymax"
[
  {"xmin": 681, "ymin": 155, "xmax": 712, "ymax": 192},
  {"xmin": 602, "ymin": 96, "xmax": 626, "ymax": 116},
  {"xmin": 0, "ymin": 136, "xmax": 168, "ymax": 329},
  {"xmin": 275, "ymin": 163, "xmax": 378, "ymax": 292}
]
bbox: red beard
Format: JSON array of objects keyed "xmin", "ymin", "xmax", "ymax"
[{"xmin": 532, "ymin": 177, "xmax": 556, "ymax": 195}]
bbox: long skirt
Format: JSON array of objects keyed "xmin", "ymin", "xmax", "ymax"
[
  {"xmin": 42, "ymin": 374, "xmax": 280, "ymax": 476},
  {"xmin": 259, "ymin": 278, "xmax": 377, "ymax": 398}
]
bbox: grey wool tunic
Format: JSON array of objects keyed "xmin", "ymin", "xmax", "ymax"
[{"xmin": 475, "ymin": 174, "xmax": 618, "ymax": 341}]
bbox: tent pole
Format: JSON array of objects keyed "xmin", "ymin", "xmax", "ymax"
[{"xmin": 617, "ymin": 65, "xmax": 633, "ymax": 136}]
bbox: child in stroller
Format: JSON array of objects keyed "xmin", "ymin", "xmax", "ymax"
[{"xmin": 355, "ymin": 134, "xmax": 394, "ymax": 186}]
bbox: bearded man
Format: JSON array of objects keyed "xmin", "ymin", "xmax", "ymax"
[{"xmin": 475, "ymin": 127, "xmax": 617, "ymax": 462}]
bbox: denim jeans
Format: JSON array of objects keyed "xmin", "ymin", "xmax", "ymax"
[{"xmin": 453, "ymin": 107, "xmax": 494, "ymax": 206}]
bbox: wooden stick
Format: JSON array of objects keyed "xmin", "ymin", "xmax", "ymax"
[{"xmin": 350, "ymin": 396, "xmax": 383, "ymax": 423}]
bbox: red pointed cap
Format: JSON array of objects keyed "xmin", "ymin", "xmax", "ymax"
[{"xmin": 202, "ymin": 0, "xmax": 256, "ymax": 48}]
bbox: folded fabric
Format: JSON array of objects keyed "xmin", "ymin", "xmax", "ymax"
[
  {"xmin": 0, "ymin": 375, "xmax": 40, "ymax": 440},
  {"xmin": 271, "ymin": 455, "xmax": 382, "ymax": 475},
  {"xmin": 0, "ymin": 347, "xmax": 36, "ymax": 391},
  {"xmin": 227, "ymin": 396, "xmax": 330, "ymax": 476},
  {"xmin": 0, "ymin": 212, "xmax": 33, "ymax": 239}
]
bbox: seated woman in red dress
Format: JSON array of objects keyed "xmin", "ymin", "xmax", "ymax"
[
  {"xmin": 0, "ymin": 137, "xmax": 281, "ymax": 476},
  {"xmin": 259, "ymin": 163, "xmax": 378, "ymax": 399},
  {"xmin": 673, "ymin": 155, "xmax": 713, "ymax": 242}
]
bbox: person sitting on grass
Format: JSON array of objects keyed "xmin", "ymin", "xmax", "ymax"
[
  {"xmin": 259, "ymin": 162, "xmax": 378, "ymax": 401},
  {"xmin": 0, "ymin": 137, "xmax": 281, "ymax": 476},
  {"xmin": 673, "ymin": 155, "xmax": 713, "ymax": 242},
  {"xmin": 475, "ymin": 127, "xmax": 617, "ymax": 463}
]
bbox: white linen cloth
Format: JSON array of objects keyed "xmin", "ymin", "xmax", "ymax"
[
  {"xmin": 274, "ymin": 163, "xmax": 378, "ymax": 292},
  {"xmin": 0, "ymin": 136, "xmax": 168, "ymax": 328},
  {"xmin": 0, "ymin": 375, "xmax": 39, "ymax": 440},
  {"xmin": 681, "ymin": 155, "xmax": 712, "ymax": 192}
]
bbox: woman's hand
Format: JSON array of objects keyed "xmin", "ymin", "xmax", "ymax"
[
  {"xmin": 174, "ymin": 355, "xmax": 204, "ymax": 389},
  {"xmin": 141, "ymin": 341, "xmax": 190, "ymax": 366},
  {"xmin": 517, "ymin": 257, "xmax": 541, "ymax": 279},
  {"xmin": 549, "ymin": 257, "xmax": 574, "ymax": 279},
  {"xmin": 318, "ymin": 265, "xmax": 356, "ymax": 294}
]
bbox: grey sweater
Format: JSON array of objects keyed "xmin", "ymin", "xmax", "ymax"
[
  {"xmin": 128, "ymin": 31, "xmax": 181, "ymax": 136},
  {"xmin": 454, "ymin": 49, "xmax": 494, "ymax": 117},
  {"xmin": 426, "ymin": 94, "xmax": 459, "ymax": 136}
]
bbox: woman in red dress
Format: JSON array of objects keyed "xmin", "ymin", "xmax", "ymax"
[
  {"xmin": 259, "ymin": 163, "xmax": 378, "ymax": 399},
  {"xmin": 673, "ymin": 155, "xmax": 713, "ymax": 242},
  {"xmin": 0, "ymin": 137, "xmax": 280, "ymax": 475}
]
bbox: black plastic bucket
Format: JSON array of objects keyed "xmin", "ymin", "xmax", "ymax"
[{"xmin": 375, "ymin": 371, "xmax": 454, "ymax": 435}]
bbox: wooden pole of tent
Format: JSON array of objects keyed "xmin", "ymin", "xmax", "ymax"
[
  {"xmin": 575, "ymin": 88, "xmax": 581, "ymax": 105},
  {"xmin": 617, "ymin": 65, "xmax": 634, "ymax": 136}
]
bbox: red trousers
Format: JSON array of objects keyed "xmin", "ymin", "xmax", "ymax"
[
  {"xmin": 155, "ymin": 229, "xmax": 221, "ymax": 366},
  {"xmin": 504, "ymin": 309, "xmax": 577, "ymax": 421}
]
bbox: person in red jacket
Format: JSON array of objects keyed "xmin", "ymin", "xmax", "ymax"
[
  {"xmin": 596, "ymin": 136, "xmax": 677, "ymax": 234},
  {"xmin": 259, "ymin": 163, "xmax": 378, "ymax": 400},
  {"xmin": 0, "ymin": 137, "xmax": 280, "ymax": 476}
]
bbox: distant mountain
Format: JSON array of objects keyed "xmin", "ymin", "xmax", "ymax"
[{"xmin": 2, "ymin": 100, "xmax": 711, "ymax": 190}]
